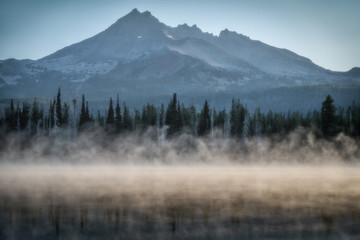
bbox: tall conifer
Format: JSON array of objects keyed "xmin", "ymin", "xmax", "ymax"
[
  {"xmin": 106, "ymin": 97, "xmax": 115, "ymax": 126},
  {"xmin": 321, "ymin": 95, "xmax": 337, "ymax": 137},
  {"xmin": 56, "ymin": 87, "xmax": 63, "ymax": 127},
  {"xmin": 115, "ymin": 94, "xmax": 122, "ymax": 132}
]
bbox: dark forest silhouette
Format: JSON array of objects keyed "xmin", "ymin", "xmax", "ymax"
[{"xmin": 1, "ymin": 88, "xmax": 359, "ymax": 140}]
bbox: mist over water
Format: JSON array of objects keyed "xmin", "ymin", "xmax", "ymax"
[
  {"xmin": 0, "ymin": 127, "xmax": 359, "ymax": 165},
  {"xmin": 0, "ymin": 128, "xmax": 359, "ymax": 239}
]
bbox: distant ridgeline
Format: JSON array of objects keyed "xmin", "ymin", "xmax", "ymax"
[{"xmin": 0, "ymin": 88, "xmax": 359, "ymax": 139}]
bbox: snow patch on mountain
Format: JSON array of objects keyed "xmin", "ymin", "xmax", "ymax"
[
  {"xmin": 163, "ymin": 30, "xmax": 174, "ymax": 40},
  {"xmin": 39, "ymin": 56, "xmax": 117, "ymax": 77}
]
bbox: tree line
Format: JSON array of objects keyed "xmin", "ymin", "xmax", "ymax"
[{"xmin": 1, "ymin": 88, "xmax": 359, "ymax": 139}]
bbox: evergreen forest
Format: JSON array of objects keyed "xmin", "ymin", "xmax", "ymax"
[{"xmin": 1, "ymin": 88, "xmax": 359, "ymax": 141}]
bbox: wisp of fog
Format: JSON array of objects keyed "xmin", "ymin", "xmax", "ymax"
[{"xmin": 0, "ymin": 127, "xmax": 359, "ymax": 165}]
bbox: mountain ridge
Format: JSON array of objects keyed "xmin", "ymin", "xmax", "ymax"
[{"xmin": 0, "ymin": 9, "xmax": 359, "ymax": 111}]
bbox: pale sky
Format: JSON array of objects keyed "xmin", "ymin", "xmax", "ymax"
[{"xmin": 0, "ymin": 0, "xmax": 359, "ymax": 71}]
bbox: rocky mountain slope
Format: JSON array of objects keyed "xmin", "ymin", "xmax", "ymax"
[{"xmin": 0, "ymin": 9, "xmax": 359, "ymax": 111}]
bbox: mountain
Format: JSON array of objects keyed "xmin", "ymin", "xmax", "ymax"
[{"xmin": 0, "ymin": 8, "xmax": 359, "ymax": 112}]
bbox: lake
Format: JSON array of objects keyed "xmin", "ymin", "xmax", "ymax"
[{"xmin": 0, "ymin": 165, "xmax": 359, "ymax": 239}]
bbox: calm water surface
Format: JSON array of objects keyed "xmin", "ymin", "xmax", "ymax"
[{"xmin": 0, "ymin": 165, "xmax": 359, "ymax": 239}]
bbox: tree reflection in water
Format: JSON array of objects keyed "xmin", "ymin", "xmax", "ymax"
[{"xmin": 0, "ymin": 166, "xmax": 359, "ymax": 239}]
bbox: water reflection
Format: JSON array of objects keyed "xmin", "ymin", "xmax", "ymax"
[{"xmin": 0, "ymin": 166, "xmax": 359, "ymax": 239}]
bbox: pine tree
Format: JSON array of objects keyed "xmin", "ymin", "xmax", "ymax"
[
  {"xmin": 346, "ymin": 102, "xmax": 360, "ymax": 136},
  {"xmin": 38, "ymin": 106, "xmax": 44, "ymax": 134},
  {"xmin": 337, "ymin": 106, "xmax": 345, "ymax": 133},
  {"xmin": 230, "ymin": 99, "xmax": 247, "ymax": 138},
  {"xmin": 20, "ymin": 101, "xmax": 30, "ymax": 130},
  {"xmin": 5, "ymin": 99, "xmax": 17, "ymax": 132},
  {"xmin": 62, "ymin": 102, "xmax": 69, "ymax": 127},
  {"xmin": 176, "ymin": 102, "xmax": 183, "ymax": 131},
  {"xmin": 49, "ymin": 99, "xmax": 55, "ymax": 129},
  {"xmin": 321, "ymin": 95, "xmax": 337, "ymax": 137},
  {"xmin": 141, "ymin": 103, "xmax": 157, "ymax": 128},
  {"xmin": 15, "ymin": 103, "xmax": 20, "ymax": 131},
  {"xmin": 115, "ymin": 94, "xmax": 122, "ymax": 132},
  {"xmin": 71, "ymin": 98, "xmax": 77, "ymax": 133},
  {"xmin": 198, "ymin": 100, "xmax": 211, "ymax": 136},
  {"xmin": 181, "ymin": 103, "xmax": 191, "ymax": 128},
  {"xmin": 254, "ymin": 107, "xmax": 262, "ymax": 136},
  {"xmin": 31, "ymin": 98, "xmax": 40, "ymax": 135},
  {"xmin": 166, "ymin": 93, "xmax": 177, "ymax": 126},
  {"xmin": 56, "ymin": 87, "xmax": 63, "ymax": 127},
  {"xmin": 133, "ymin": 109, "xmax": 141, "ymax": 131},
  {"xmin": 214, "ymin": 108, "xmax": 226, "ymax": 128},
  {"xmin": 85, "ymin": 101, "xmax": 91, "ymax": 122},
  {"xmin": 106, "ymin": 97, "xmax": 115, "ymax": 128},
  {"xmin": 165, "ymin": 93, "xmax": 182, "ymax": 135},
  {"xmin": 159, "ymin": 104, "xmax": 165, "ymax": 128},
  {"xmin": 79, "ymin": 95, "xmax": 87, "ymax": 129},
  {"xmin": 312, "ymin": 109, "xmax": 321, "ymax": 130},
  {"xmin": 189, "ymin": 105, "xmax": 197, "ymax": 136},
  {"xmin": 123, "ymin": 103, "xmax": 132, "ymax": 131},
  {"xmin": 9, "ymin": 99, "xmax": 15, "ymax": 130}
]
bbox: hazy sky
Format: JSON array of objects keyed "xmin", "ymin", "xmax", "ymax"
[{"xmin": 0, "ymin": 0, "xmax": 359, "ymax": 71}]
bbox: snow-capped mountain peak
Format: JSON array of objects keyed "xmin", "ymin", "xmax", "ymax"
[{"xmin": 0, "ymin": 9, "xmax": 358, "ymax": 111}]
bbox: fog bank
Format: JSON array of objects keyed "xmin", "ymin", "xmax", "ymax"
[{"xmin": 0, "ymin": 127, "xmax": 359, "ymax": 165}]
